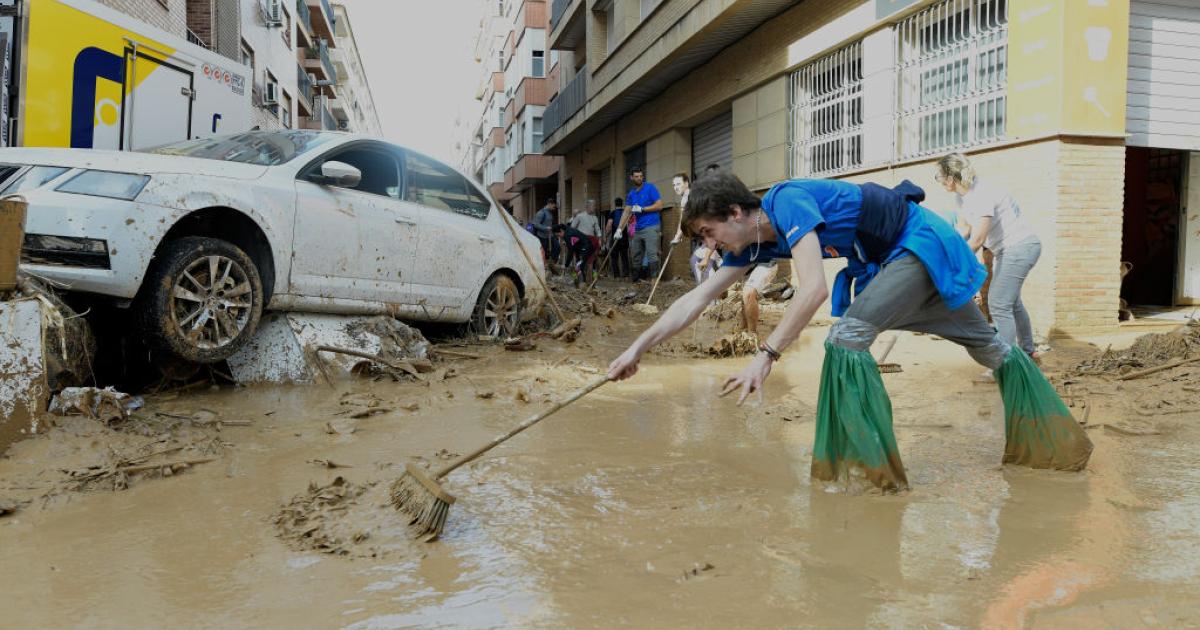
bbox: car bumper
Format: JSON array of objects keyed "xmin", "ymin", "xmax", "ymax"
[{"xmin": 18, "ymin": 193, "xmax": 176, "ymax": 299}]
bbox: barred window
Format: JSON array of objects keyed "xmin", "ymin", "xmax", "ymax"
[
  {"xmin": 788, "ymin": 41, "xmax": 863, "ymax": 178},
  {"xmin": 896, "ymin": 0, "xmax": 1008, "ymax": 159}
]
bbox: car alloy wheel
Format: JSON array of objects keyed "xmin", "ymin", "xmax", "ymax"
[
  {"xmin": 480, "ymin": 275, "xmax": 521, "ymax": 337},
  {"xmin": 170, "ymin": 254, "xmax": 255, "ymax": 349}
]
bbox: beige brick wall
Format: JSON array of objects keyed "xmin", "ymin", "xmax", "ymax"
[
  {"xmin": 647, "ymin": 128, "xmax": 692, "ymax": 279},
  {"xmin": 1053, "ymin": 139, "xmax": 1125, "ymax": 335},
  {"xmin": 96, "ymin": 0, "xmax": 187, "ymax": 37},
  {"xmin": 732, "ymin": 76, "xmax": 788, "ymax": 191}
]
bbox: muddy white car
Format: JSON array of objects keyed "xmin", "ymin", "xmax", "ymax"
[{"xmin": 9, "ymin": 130, "xmax": 545, "ymax": 363}]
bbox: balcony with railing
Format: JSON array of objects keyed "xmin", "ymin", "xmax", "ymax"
[
  {"xmin": 504, "ymin": 154, "xmax": 558, "ymax": 193},
  {"xmin": 512, "ymin": 76, "xmax": 549, "ymax": 120},
  {"xmin": 322, "ymin": 104, "xmax": 336, "ymax": 131},
  {"xmin": 303, "ymin": 40, "xmax": 338, "ymax": 94},
  {"xmin": 514, "ymin": 0, "xmax": 548, "ymax": 30},
  {"xmin": 295, "ymin": 0, "xmax": 313, "ymax": 48},
  {"xmin": 549, "ymin": 0, "xmax": 584, "ymax": 51},
  {"xmin": 304, "ymin": 0, "xmax": 337, "ymax": 44},
  {"xmin": 186, "ymin": 27, "xmax": 210, "ymax": 49},
  {"xmin": 542, "ymin": 67, "xmax": 585, "ymax": 140},
  {"xmin": 296, "ymin": 64, "xmax": 314, "ymax": 115}
]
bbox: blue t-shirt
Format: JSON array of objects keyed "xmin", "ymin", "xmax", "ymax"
[
  {"xmin": 722, "ymin": 180, "xmax": 863, "ymax": 267},
  {"xmin": 610, "ymin": 207, "xmax": 625, "ymax": 232},
  {"xmin": 626, "ymin": 183, "xmax": 663, "ymax": 231}
]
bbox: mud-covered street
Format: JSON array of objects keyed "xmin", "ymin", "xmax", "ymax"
[{"xmin": 2, "ymin": 285, "xmax": 1199, "ymax": 628}]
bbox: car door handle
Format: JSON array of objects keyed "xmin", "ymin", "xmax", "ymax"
[
  {"xmin": 478, "ymin": 235, "xmax": 495, "ymax": 243},
  {"xmin": 395, "ymin": 217, "xmax": 417, "ymax": 226}
]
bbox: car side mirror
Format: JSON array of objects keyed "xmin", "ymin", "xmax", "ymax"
[{"xmin": 317, "ymin": 161, "xmax": 361, "ymax": 188}]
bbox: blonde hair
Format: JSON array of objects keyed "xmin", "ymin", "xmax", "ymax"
[{"xmin": 937, "ymin": 152, "xmax": 977, "ymax": 189}]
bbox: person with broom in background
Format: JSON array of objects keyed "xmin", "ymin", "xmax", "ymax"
[{"xmin": 606, "ymin": 171, "xmax": 1091, "ymax": 492}]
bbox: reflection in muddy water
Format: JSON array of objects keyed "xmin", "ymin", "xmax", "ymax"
[{"xmin": 2, "ymin": 330, "xmax": 1200, "ymax": 627}]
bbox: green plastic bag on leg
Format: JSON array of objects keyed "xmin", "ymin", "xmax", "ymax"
[
  {"xmin": 811, "ymin": 342, "xmax": 909, "ymax": 492},
  {"xmin": 994, "ymin": 348, "xmax": 1093, "ymax": 471}
]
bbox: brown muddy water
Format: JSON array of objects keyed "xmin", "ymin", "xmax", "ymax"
[{"xmin": 2, "ymin": 316, "xmax": 1200, "ymax": 628}]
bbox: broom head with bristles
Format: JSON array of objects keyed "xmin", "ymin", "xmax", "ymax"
[
  {"xmin": 877, "ymin": 363, "xmax": 903, "ymax": 373},
  {"xmin": 391, "ymin": 463, "xmax": 457, "ymax": 541}
]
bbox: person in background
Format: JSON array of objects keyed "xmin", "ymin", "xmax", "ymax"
[
  {"xmin": 625, "ymin": 167, "xmax": 664, "ymax": 283},
  {"xmin": 570, "ymin": 201, "xmax": 603, "ymax": 281},
  {"xmin": 605, "ymin": 197, "xmax": 632, "ymax": 280},
  {"xmin": 691, "ymin": 242, "xmax": 720, "ymax": 285},
  {"xmin": 553, "ymin": 223, "xmax": 596, "ymax": 287},
  {"xmin": 936, "ymin": 153, "xmax": 1042, "ymax": 375},
  {"xmin": 671, "ymin": 173, "xmax": 690, "ymax": 245},
  {"xmin": 533, "ymin": 199, "xmax": 558, "ymax": 265}
]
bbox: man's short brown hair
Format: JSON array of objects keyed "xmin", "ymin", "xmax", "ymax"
[
  {"xmin": 681, "ymin": 171, "xmax": 761, "ymax": 236},
  {"xmin": 673, "ymin": 172, "xmax": 689, "ymax": 184}
]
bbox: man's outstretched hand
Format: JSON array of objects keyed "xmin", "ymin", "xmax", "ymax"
[
  {"xmin": 607, "ymin": 347, "xmax": 643, "ymax": 381},
  {"xmin": 719, "ymin": 353, "xmax": 773, "ymax": 405}
]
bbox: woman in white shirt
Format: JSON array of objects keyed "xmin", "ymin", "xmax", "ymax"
[{"xmin": 937, "ymin": 153, "xmax": 1042, "ymax": 361}]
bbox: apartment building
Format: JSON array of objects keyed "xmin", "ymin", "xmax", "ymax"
[
  {"xmin": 544, "ymin": 0, "xmax": 1200, "ymax": 337},
  {"xmin": 467, "ymin": 0, "xmax": 563, "ymax": 222},
  {"xmin": 330, "ymin": 3, "xmax": 382, "ymax": 136}
]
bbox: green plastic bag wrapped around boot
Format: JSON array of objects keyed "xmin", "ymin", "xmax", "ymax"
[
  {"xmin": 994, "ymin": 348, "xmax": 1093, "ymax": 471},
  {"xmin": 811, "ymin": 342, "xmax": 909, "ymax": 492}
]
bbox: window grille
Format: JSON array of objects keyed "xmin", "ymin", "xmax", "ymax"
[
  {"xmin": 788, "ymin": 40, "xmax": 863, "ymax": 178},
  {"xmin": 895, "ymin": 0, "xmax": 1008, "ymax": 160}
]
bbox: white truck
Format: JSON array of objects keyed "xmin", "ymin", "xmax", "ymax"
[{"xmin": 0, "ymin": 0, "xmax": 250, "ymax": 150}]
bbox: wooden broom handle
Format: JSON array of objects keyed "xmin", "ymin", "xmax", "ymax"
[
  {"xmin": 875, "ymin": 334, "xmax": 899, "ymax": 364},
  {"xmin": 645, "ymin": 242, "xmax": 677, "ymax": 305},
  {"xmin": 434, "ymin": 375, "xmax": 611, "ymax": 479},
  {"xmin": 586, "ymin": 209, "xmax": 635, "ymax": 294}
]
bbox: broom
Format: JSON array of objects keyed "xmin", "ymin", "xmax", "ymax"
[
  {"xmin": 392, "ymin": 374, "xmax": 610, "ymax": 540},
  {"xmin": 875, "ymin": 333, "xmax": 902, "ymax": 373}
]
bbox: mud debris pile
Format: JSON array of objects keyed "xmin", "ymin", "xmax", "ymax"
[
  {"xmin": 273, "ymin": 476, "xmax": 411, "ymax": 558},
  {"xmin": 657, "ymin": 332, "xmax": 761, "ymax": 359},
  {"xmin": 1074, "ymin": 320, "xmax": 1200, "ymax": 374}
]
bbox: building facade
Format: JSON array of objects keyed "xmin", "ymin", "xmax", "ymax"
[
  {"xmin": 466, "ymin": 0, "xmax": 563, "ymax": 222},
  {"xmin": 544, "ymin": 0, "xmax": 1200, "ymax": 337},
  {"xmin": 330, "ymin": 3, "xmax": 382, "ymax": 136}
]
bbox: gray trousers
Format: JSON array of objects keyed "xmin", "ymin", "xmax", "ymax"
[
  {"xmin": 630, "ymin": 224, "xmax": 661, "ymax": 269},
  {"xmin": 827, "ymin": 256, "xmax": 1010, "ymax": 369},
  {"xmin": 989, "ymin": 238, "xmax": 1041, "ymax": 355}
]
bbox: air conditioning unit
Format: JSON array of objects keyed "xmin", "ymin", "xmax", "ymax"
[
  {"xmin": 263, "ymin": 0, "xmax": 283, "ymax": 26},
  {"xmin": 337, "ymin": 120, "xmax": 349, "ymax": 131},
  {"xmin": 264, "ymin": 82, "xmax": 279, "ymax": 105}
]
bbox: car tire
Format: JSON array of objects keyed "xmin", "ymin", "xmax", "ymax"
[
  {"xmin": 135, "ymin": 236, "xmax": 264, "ymax": 364},
  {"xmin": 471, "ymin": 273, "xmax": 522, "ymax": 338}
]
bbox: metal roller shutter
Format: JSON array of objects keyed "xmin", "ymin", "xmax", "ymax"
[
  {"xmin": 691, "ymin": 111, "xmax": 733, "ymax": 178},
  {"xmin": 599, "ymin": 164, "xmax": 612, "ymax": 210},
  {"xmin": 1127, "ymin": 0, "xmax": 1200, "ymax": 150}
]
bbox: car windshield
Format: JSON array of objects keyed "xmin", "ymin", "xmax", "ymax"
[{"xmin": 144, "ymin": 131, "xmax": 334, "ymax": 166}]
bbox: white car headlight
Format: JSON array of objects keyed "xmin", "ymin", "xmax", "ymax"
[{"xmin": 55, "ymin": 170, "xmax": 150, "ymax": 200}]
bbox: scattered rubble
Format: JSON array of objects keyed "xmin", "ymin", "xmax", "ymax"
[{"xmin": 48, "ymin": 387, "xmax": 141, "ymax": 425}]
